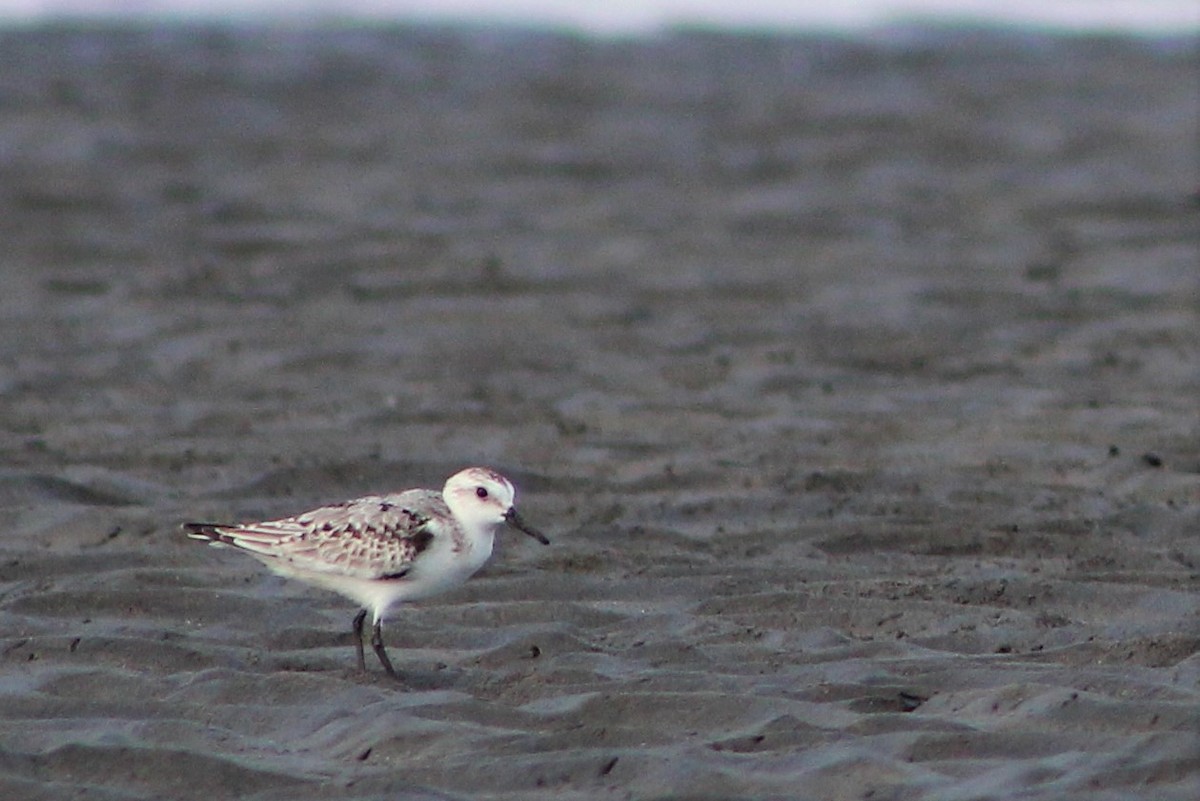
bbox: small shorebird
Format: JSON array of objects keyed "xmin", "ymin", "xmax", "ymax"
[{"xmin": 184, "ymin": 467, "xmax": 549, "ymax": 679}]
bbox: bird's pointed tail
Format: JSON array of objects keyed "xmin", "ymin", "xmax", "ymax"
[{"xmin": 182, "ymin": 522, "xmax": 232, "ymax": 544}]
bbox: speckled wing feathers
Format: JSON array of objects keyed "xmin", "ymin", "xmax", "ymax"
[{"xmin": 186, "ymin": 489, "xmax": 445, "ymax": 580}]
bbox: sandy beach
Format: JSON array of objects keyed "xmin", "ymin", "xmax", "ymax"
[{"xmin": 0, "ymin": 23, "xmax": 1197, "ymax": 800}]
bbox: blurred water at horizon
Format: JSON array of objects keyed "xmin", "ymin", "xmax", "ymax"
[{"xmin": 2, "ymin": 0, "xmax": 1197, "ymax": 35}]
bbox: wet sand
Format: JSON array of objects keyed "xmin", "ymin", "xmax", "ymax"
[{"xmin": 0, "ymin": 23, "xmax": 1198, "ymax": 800}]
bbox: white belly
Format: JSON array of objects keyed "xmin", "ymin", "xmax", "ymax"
[{"xmin": 264, "ymin": 530, "xmax": 495, "ymax": 621}]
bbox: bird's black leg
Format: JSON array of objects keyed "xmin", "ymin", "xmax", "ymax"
[
  {"xmin": 371, "ymin": 618, "xmax": 398, "ymax": 679},
  {"xmin": 352, "ymin": 609, "xmax": 368, "ymax": 673}
]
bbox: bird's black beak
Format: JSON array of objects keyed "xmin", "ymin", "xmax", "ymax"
[{"xmin": 505, "ymin": 508, "xmax": 550, "ymax": 545}]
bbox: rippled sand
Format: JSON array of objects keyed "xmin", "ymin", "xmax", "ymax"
[{"xmin": 0, "ymin": 24, "xmax": 1197, "ymax": 801}]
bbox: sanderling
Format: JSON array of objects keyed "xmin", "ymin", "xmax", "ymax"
[{"xmin": 184, "ymin": 466, "xmax": 549, "ymax": 679}]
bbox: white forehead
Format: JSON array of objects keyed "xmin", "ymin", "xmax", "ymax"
[{"xmin": 445, "ymin": 467, "xmax": 515, "ymax": 499}]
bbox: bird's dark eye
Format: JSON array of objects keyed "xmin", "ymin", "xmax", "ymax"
[{"xmin": 475, "ymin": 487, "xmax": 489, "ymax": 499}]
